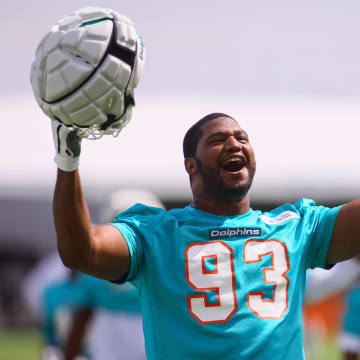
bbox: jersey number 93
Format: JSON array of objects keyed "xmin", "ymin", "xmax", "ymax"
[{"xmin": 185, "ymin": 239, "xmax": 290, "ymax": 323}]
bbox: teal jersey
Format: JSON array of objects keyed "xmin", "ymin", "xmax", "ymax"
[
  {"xmin": 42, "ymin": 278, "xmax": 88, "ymax": 352},
  {"xmin": 111, "ymin": 198, "xmax": 341, "ymax": 360},
  {"xmin": 76, "ymin": 273, "xmax": 141, "ymax": 313},
  {"xmin": 343, "ymin": 285, "xmax": 360, "ymax": 336}
]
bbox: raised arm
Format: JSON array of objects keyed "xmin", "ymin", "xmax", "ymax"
[
  {"xmin": 326, "ymin": 200, "xmax": 360, "ymax": 265},
  {"xmin": 52, "ymin": 127, "xmax": 131, "ymax": 282},
  {"xmin": 54, "ymin": 169, "xmax": 130, "ymax": 280}
]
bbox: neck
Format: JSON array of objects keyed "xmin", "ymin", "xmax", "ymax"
[{"xmin": 192, "ymin": 193, "xmax": 251, "ymax": 216}]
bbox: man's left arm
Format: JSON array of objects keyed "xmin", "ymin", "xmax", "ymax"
[{"xmin": 327, "ymin": 200, "xmax": 360, "ymax": 264}]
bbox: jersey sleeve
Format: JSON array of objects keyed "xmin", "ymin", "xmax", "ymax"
[
  {"xmin": 110, "ymin": 203, "xmax": 164, "ymax": 283},
  {"xmin": 297, "ymin": 199, "xmax": 342, "ymax": 269}
]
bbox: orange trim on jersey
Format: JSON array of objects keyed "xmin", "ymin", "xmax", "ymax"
[
  {"xmin": 243, "ymin": 239, "xmax": 290, "ymax": 320},
  {"xmin": 185, "ymin": 240, "xmax": 238, "ymax": 324},
  {"xmin": 202, "ymin": 254, "xmax": 218, "ymax": 274}
]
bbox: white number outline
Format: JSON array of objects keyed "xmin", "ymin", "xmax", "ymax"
[
  {"xmin": 243, "ymin": 239, "xmax": 290, "ymax": 319},
  {"xmin": 185, "ymin": 238, "xmax": 290, "ymax": 322},
  {"xmin": 185, "ymin": 240, "xmax": 238, "ymax": 324}
]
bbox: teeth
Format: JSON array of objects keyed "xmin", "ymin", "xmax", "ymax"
[{"xmin": 224, "ymin": 157, "xmax": 242, "ymax": 165}]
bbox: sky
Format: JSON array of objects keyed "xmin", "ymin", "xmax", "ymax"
[
  {"xmin": 1, "ymin": 0, "xmax": 360, "ymax": 202},
  {"xmin": 2, "ymin": 0, "xmax": 360, "ymax": 96}
]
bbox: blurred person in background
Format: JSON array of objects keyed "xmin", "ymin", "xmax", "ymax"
[
  {"xmin": 338, "ymin": 284, "xmax": 360, "ymax": 360},
  {"xmin": 41, "ymin": 270, "xmax": 90, "ymax": 360},
  {"xmin": 22, "ymin": 187, "xmax": 163, "ymax": 360},
  {"xmin": 22, "ymin": 251, "xmax": 68, "ymax": 321},
  {"xmin": 22, "ymin": 251, "xmax": 76, "ymax": 358},
  {"xmin": 64, "ymin": 273, "xmax": 144, "ymax": 360},
  {"xmin": 64, "ymin": 187, "xmax": 165, "ymax": 360}
]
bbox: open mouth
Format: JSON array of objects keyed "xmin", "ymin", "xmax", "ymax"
[{"xmin": 221, "ymin": 157, "xmax": 246, "ymax": 173}]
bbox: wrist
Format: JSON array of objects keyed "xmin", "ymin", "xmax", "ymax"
[{"xmin": 54, "ymin": 154, "xmax": 80, "ymax": 172}]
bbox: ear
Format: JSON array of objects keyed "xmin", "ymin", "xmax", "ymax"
[{"xmin": 184, "ymin": 158, "xmax": 197, "ymax": 176}]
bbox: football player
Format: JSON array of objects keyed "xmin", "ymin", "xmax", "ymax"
[
  {"xmin": 51, "ymin": 113, "xmax": 360, "ymax": 359},
  {"xmin": 41, "ymin": 270, "xmax": 90, "ymax": 360},
  {"xmin": 64, "ymin": 274, "xmax": 145, "ymax": 360}
]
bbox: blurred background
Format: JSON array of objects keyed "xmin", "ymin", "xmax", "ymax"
[{"xmin": 1, "ymin": 0, "xmax": 360, "ymax": 359}]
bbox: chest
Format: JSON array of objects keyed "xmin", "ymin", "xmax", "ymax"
[{"xmin": 144, "ymin": 221, "xmax": 306, "ymax": 323}]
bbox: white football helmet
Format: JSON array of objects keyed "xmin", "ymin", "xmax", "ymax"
[{"xmin": 30, "ymin": 7, "xmax": 145, "ymax": 139}]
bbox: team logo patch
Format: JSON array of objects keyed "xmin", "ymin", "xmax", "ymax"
[
  {"xmin": 260, "ymin": 211, "xmax": 300, "ymax": 224},
  {"xmin": 209, "ymin": 227, "xmax": 261, "ymax": 239}
]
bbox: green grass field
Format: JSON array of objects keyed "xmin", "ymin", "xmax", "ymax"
[
  {"xmin": 0, "ymin": 329, "xmax": 342, "ymax": 360},
  {"xmin": 0, "ymin": 330, "xmax": 42, "ymax": 360}
]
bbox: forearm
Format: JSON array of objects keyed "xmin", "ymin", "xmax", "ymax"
[{"xmin": 53, "ymin": 169, "xmax": 93, "ymax": 270}]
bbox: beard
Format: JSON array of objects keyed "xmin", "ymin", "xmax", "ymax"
[{"xmin": 195, "ymin": 158, "xmax": 255, "ymax": 202}]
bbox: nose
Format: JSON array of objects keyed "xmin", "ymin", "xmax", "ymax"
[{"xmin": 224, "ymin": 136, "xmax": 242, "ymax": 151}]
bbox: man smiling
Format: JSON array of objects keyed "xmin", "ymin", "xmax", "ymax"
[
  {"xmin": 183, "ymin": 113, "xmax": 256, "ymax": 212},
  {"xmin": 52, "ymin": 113, "xmax": 360, "ymax": 359}
]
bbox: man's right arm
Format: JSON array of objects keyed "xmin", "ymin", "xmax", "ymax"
[{"xmin": 53, "ymin": 169, "xmax": 131, "ymax": 281}]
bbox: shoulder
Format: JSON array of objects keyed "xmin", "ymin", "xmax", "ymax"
[
  {"xmin": 273, "ymin": 198, "xmax": 318, "ymax": 214},
  {"xmin": 258, "ymin": 198, "xmax": 323, "ymax": 225},
  {"xmin": 114, "ymin": 203, "xmax": 166, "ymax": 219},
  {"xmin": 113, "ymin": 203, "xmax": 189, "ymax": 225},
  {"xmin": 110, "ymin": 205, "xmax": 196, "ymax": 245}
]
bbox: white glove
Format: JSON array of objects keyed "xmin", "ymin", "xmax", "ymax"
[{"xmin": 51, "ymin": 120, "xmax": 82, "ymax": 172}]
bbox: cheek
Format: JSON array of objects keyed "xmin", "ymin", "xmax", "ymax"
[
  {"xmin": 247, "ymin": 147, "xmax": 256, "ymax": 164},
  {"xmin": 202, "ymin": 153, "xmax": 220, "ymax": 167}
]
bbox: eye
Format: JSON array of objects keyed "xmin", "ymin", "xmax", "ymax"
[
  {"xmin": 209, "ymin": 138, "xmax": 224, "ymax": 145},
  {"xmin": 237, "ymin": 136, "xmax": 248, "ymax": 143}
]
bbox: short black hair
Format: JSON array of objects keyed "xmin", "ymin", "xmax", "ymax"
[{"xmin": 183, "ymin": 113, "xmax": 234, "ymax": 158}]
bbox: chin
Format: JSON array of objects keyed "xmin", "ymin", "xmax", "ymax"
[
  {"xmin": 218, "ymin": 183, "xmax": 251, "ymax": 201},
  {"xmin": 222, "ymin": 168, "xmax": 255, "ymax": 197}
]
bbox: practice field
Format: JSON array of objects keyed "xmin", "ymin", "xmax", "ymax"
[
  {"xmin": 0, "ymin": 330, "xmax": 41, "ymax": 360},
  {"xmin": 0, "ymin": 329, "xmax": 341, "ymax": 360}
]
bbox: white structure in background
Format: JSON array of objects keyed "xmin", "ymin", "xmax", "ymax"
[
  {"xmin": 2, "ymin": 94, "xmax": 360, "ymax": 255},
  {"xmin": 1, "ymin": 94, "xmax": 360, "ymax": 202}
]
